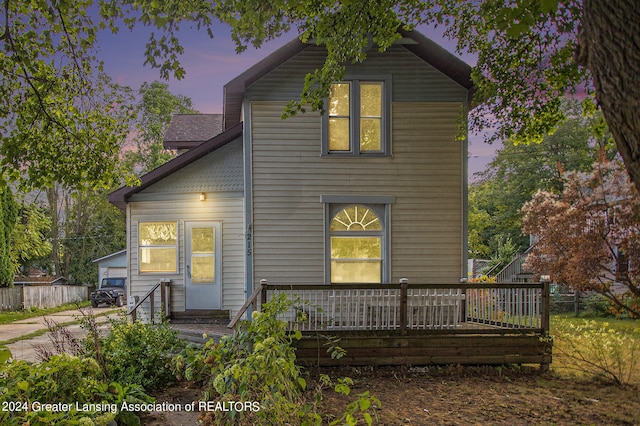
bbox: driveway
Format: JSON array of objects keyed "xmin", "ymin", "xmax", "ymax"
[{"xmin": 0, "ymin": 307, "xmax": 125, "ymax": 362}]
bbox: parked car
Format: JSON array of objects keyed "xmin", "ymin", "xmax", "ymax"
[{"xmin": 90, "ymin": 277, "xmax": 126, "ymax": 308}]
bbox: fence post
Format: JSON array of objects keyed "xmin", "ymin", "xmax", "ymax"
[
  {"xmin": 399, "ymin": 278, "xmax": 408, "ymax": 335},
  {"xmin": 259, "ymin": 279, "xmax": 268, "ymax": 311},
  {"xmin": 574, "ymin": 290, "xmax": 580, "ymax": 317}
]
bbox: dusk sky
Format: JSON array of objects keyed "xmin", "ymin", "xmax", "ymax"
[{"xmin": 96, "ymin": 21, "xmax": 497, "ymax": 178}]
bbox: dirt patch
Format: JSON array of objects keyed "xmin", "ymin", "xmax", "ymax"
[{"xmin": 145, "ymin": 366, "xmax": 640, "ymax": 425}]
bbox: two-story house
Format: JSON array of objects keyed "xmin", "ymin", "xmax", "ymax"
[{"xmin": 109, "ymin": 28, "xmax": 473, "ymax": 319}]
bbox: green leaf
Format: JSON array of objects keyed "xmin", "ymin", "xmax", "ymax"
[
  {"xmin": 0, "ymin": 347, "xmax": 11, "ymax": 365},
  {"xmin": 359, "ymin": 397, "xmax": 371, "ymax": 411}
]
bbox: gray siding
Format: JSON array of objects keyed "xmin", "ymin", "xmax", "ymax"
[
  {"xmin": 250, "ymin": 101, "xmax": 464, "ymax": 285},
  {"xmin": 127, "ymin": 139, "xmax": 246, "ymax": 316},
  {"xmin": 245, "ymin": 46, "xmax": 468, "ymax": 103},
  {"xmin": 128, "ymin": 197, "xmax": 245, "ymax": 315}
]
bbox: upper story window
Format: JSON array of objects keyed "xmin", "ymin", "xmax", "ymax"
[
  {"xmin": 323, "ymin": 78, "xmax": 391, "ymax": 156},
  {"xmin": 139, "ymin": 222, "xmax": 177, "ymax": 274}
]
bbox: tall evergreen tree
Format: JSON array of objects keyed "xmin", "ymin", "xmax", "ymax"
[{"xmin": 0, "ymin": 183, "xmax": 18, "ymax": 286}]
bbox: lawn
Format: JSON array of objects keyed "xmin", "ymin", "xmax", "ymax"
[{"xmin": 0, "ymin": 301, "xmax": 90, "ymax": 324}]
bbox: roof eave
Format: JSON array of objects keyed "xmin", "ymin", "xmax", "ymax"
[{"xmin": 109, "ymin": 122, "xmax": 243, "ymax": 210}]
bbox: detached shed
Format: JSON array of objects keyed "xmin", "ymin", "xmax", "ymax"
[{"xmin": 92, "ymin": 250, "xmax": 127, "ymax": 285}]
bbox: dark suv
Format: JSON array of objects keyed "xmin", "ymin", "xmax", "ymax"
[{"xmin": 90, "ymin": 277, "xmax": 126, "ymax": 307}]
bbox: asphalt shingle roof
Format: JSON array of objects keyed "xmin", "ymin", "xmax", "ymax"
[{"xmin": 163, "ymin": 114, "xmax": 223, "ymax": 149}]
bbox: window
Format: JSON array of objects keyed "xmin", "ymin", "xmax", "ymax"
[
  {"xmin": 323, "ymin": 78, "xmax": 391, "ymax": 156},
  {"xmin": 139, "ymin": 222, "xmax": 177, "ymax": 273}
]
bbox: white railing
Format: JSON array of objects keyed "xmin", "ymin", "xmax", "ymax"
[
  {"xmin": 466, "ymin": 284, "xmax": 543, "ymax": 329},
  {"xmin": 236, "ymin": 280, "xmax": 549, "ymax": 335}
]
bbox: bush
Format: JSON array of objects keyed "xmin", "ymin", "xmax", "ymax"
[
  {"xmin": 553, "ymin": 318, "xmax": 640, "ymax": 386},
  {"xmin": 173, "ymin": 294, "xmax": 380, "ymax": 425},
  {"xmin": 0, "ymin": 352, "xmax": 153, "ymax": 425},
  {"xmin": 581, "ymin": 293, "xmax": 617, "ymax": 317},
  {"xmin": 83, "ymin": 315, "xmax": 186, "ymax": 391}
]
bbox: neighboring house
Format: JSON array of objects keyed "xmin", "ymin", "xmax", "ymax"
[
  {"xmin": 109, "ymin": 29, "xmax": 473, "ymax": 319},
  {"xmin": 92, "ymin": 250, "xmax": 127, "ymax": 286},
  {"xmin": 13, "ymin": 276, "xmax": 68, "ymax": 286}
]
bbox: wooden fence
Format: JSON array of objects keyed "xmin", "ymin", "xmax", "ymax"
[{"xmin": 0, "ymin": 285, "xmax": 88, "ymax": 311}]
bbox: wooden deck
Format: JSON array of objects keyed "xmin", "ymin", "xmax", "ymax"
[{"xmin": 251, "ymin": 280, "xmax": 552, "ymax": 367}]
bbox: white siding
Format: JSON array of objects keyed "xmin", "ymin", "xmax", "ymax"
[{"xmin": 250, "ymin": 101, "xmax": 464, "ymax": 285}]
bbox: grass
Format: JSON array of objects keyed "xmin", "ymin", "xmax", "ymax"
[
  {"xmin": 0, "ymin": 306, "xmax": 123, "ymax": 346},
  {"xmin": 0, "ymin": 301, "xmax": 91, "ymax": 324}
]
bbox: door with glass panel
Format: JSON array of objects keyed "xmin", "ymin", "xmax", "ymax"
[{"xmin": 185, "ymin": 222, "xmax": 221, "ymax": 310}]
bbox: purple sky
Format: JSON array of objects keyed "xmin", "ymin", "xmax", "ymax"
[{"xmin": 97, "ymin": 22, "xmax": 497, "ymax": 178}]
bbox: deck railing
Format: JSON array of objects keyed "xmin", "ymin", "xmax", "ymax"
[
  {"xmin": 240, "ymin": 279, "xmax": 549, "ymax": 336},
  {"xmin": 127, "ymin": 280, "xmax": 171, "ymax": 323}
]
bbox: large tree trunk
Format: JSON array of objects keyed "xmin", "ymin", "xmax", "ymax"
[
  {"xmin": 576, "ymin": 0, "xmax": 640, "ymax": 189},
  {"xmin": 576, "ymin": 0, "xmax": 640, "ymax": 191}
]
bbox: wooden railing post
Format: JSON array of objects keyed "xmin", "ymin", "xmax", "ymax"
[
  {"xmin": 399, "ymin": 278, "xmax": 408, "ymax": 335},
  {"xmin": 149, "ymin": 290, "xmax": 155, "ymax": 325},
  {"xmin": 541, "ymin": 280, "xmax": 550, "ymax": 336},
  {"xmin": 260, "ymin": 279, "xmax": 268, "ymax": 311},
  {"xmin": 161, "ymin": 280, "xmax": 171, "ymax": 319},
  {"xmin": 160, "ymin": 282, "xmax": 166, "ymax": 318}
]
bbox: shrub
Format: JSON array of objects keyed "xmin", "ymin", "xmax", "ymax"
[
  {"xmin": 83, "ymin": 315, "xmax": 186, "ymax": 391},
  {"xmin": 173, "ymin": 294, "xmax": 380, "ymax": 425},
  {"xmin": 553, "ymin": 318, "xmax": 640, "ymax": 386},
  {"xmin": 0, "ymin": 352, "xmax": 153, "ymax": 425}
]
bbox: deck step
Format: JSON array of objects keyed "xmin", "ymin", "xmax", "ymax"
[
  {"xmin": 171, "ymin": 321, "xmax": 231, "ymax": 345},
  {"xmin": 170, "ymin": 310, "xmax": 230, "ymax": 322}
]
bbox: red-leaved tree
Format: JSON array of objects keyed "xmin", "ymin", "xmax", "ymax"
[{"xmin": 522, "ymin": 159, "xmax": 640, "ymax": 318}]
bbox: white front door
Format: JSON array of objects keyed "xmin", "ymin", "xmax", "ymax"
[{"xmin": 185, "ymin": 222, "xmax": 221, "ymax": 310}]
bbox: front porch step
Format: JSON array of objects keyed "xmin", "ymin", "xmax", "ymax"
[
  {"xmin": 170, "ymin": 321, "xmax": 231, "ymax": 345},
  {"xmin": 170, "ymin": 309, "xmax": 230, "ymax": 322}
]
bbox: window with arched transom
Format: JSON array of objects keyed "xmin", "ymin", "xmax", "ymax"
[{"xmin": 329, "ymin": 204, "xmax": 384, "ymax": 283}]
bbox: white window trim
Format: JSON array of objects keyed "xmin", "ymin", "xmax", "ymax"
[{"xmin": 321, "ymin": 76, "xmax": 392, "ymax": 157}]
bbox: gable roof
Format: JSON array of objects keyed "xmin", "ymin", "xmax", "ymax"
[
  {"xmin": 163, "ymin": 114, "xmax": 223, "ymax": 150},
  {"xmin": 110, "ymin": 29, "xmax": 474, "ymax": 210},
  {"xmin": 92, "ymin": 249, "xmax": 127, "ymax": 264},
  {"xmin": 222, "ymin": 28, "xmax": 474, "ymax": 130},
  {"xmin": 109, "ymin": 122, "xmax": 243, "ymax": 210}
]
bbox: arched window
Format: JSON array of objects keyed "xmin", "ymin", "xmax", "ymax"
[{"xmin": 330, "ymin": 205, "xmax": 383, "ymax": 283}]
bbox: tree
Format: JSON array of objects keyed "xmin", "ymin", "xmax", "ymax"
[
  {"xmin": 10, "ymin": 203, "xmax": 52, "ymax": 275},
  {"xmin": 125, "ymin": 81, "xmax": 199, "ymax": 175},
  {"xmin": 4, "ymin": 1, "xmax": 639, "ymax": 192},
  {"xmin": 107, "ymin": 0, "xmax": 640, "ymax": 190},
  {"xmin": 522, "ymin": 160, "xmax": 640, "ymax": 318},
  {"xmin": 0, "ymin": 183, "xmax": 18, "ymax": 286},
  {"xmin": 0, "ymin": 1, "xmax": 137, "ymax": 190},
  {"xmin": 469, "ymin": 101, "xmax": 612, "ymax": 260}
]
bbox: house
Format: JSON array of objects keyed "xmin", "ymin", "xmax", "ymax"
[
  {"xmin": 109, "ymin": 28, "xmax": 472, "ymax": 319},
  {"xmin": 110, "ymin": 30, "xmax": 552, "ymax": 367},
  {"xmin": 92, "ymin": 250, "xmax": 127, "ymax": 286},
  {"xmin": 13, "ymin": 276, "xmax": 68, "ymax": 286}
]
